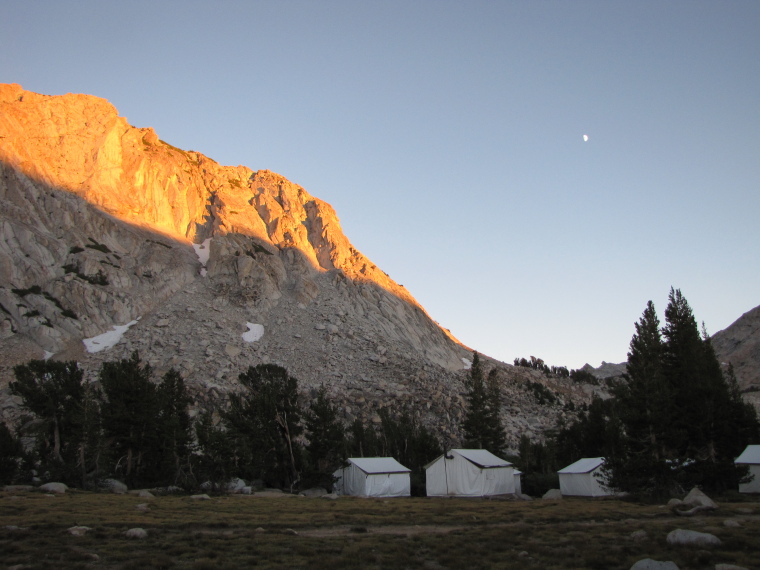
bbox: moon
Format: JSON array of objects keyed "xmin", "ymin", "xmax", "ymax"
[{"xmin": 583, "ymin": 134, "xmax": 589, "ymax": 142}]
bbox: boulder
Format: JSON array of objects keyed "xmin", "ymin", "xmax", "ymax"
[
  {"xmin": 101, "ymin": 479, "xmax": 128, "ymax": 494},
  {"xmin": 300, "ymin": 487, "xmax": 327, "ymax": 498},
  {"xmin": 630, "ymin": 559, "xmax": 679, "ymax": 570},
  {"xmin": 226, "ymin": 478, "xmax": 247, "ymax": 493},
  {"xmin": 666, "ymin": 529, "xmax": 721, "ymax": 547},
  {"xmin": 67, "ymin": 526, "xmax": 92, "ymax": 536},
  {"xmin": 683, "ymin": 487, "xmax": 718, "ymax": 509},
  {"xmin": 125, "ymin": 528, "xmax": 148, "ymax": 539},
  {"xmin": 542, "ymin": 489, "xmax": 562, "ymax": 500},
  {"xmin": 39, "ymin": 482, "xmax": 67, "ymax": 494},
  {"xmin": 629, "ymin": 530, "xmax": 648, "ymax": 542}
]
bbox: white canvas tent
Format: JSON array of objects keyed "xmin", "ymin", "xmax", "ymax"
[
  {"xmin": 333, "ymin": 457, "xmax": 411, "ymax": 497},
  {"xmin": 558, "ymin": 457, "xmax": 612, "ymax": 497},
  {"xmin": 514, "ymin": 469, "xmax": 523, "ymax": 495},
  {"xmin": 425, "ymin": 449, "xmax": 515, "ymax": 497},
  {"xmin": 735, "ymin": 444, "xmax": 760, "ymax": 493}
]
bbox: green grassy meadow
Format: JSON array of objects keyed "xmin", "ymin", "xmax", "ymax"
[{"xmin": 1, "ymin": 489, "xmax": 758, "ymax": 569}]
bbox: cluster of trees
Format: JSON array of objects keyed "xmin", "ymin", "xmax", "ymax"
[
  {"xmin": 4, "ymin": 288, "xmax": 754, "ymax": 500},
  {"xmin": 512, "ymin": 356, "xmax": 598, "ymax": 384},
  {"xmin": 3, "ymin": 354, "xmax": 193, "ymax": 489},
  {"xmin": 0, "ymin": 355, "xmax": 442, "ymax": 494},
  {"xmin": 519, "ymin": 289, "xmax": 760, "ymax": 498}
]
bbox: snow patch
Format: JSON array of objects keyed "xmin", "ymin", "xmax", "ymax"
[
  {"xmin": 43, "ymin": 351, "xmax": 54, "ymax": 361},
  {"xmin": 242, "ymin": 323, "xmax": 264, "ymax": 343},
  {"xmin": 83, "ymin": 319, "xmax": 140, "ymax": 353},
  {"xmin": 193, "ymin": 238, "xmax": 212, "ymax": 277},
  {"xmin": 462, "ymin": 358, "xmax": 472, "ymax": 370}
]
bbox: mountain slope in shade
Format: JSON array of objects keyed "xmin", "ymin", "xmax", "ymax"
[
  {"xmin": 0, "ymin": 84, "xmax": 597, "ymax": 447},
  {"xmin": 712, "ymin": 304, "xmax": 760, "ymax": 397}
]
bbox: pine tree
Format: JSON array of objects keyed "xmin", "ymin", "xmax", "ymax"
[
  {"xmin": 10, "ymin": 359, "xmax": 88, "ymax": 484},
  {"xmin": 304, "ymin": 385, "xmax": 346, "ymax": 488},
  {"xmin": 462, "ymin": 352, "xmax": 506, "ymax": 454},
  {"xmin": 154, "ymin": 368, "xmax": 193, "ymax": 487},
  {"xmin": 224, "ymin": 364, "xmax": 304, "ymax": 489},
  {"xmin": 99, "ymin": 352, "xmax": 159, "ymax": 488},
  {"xmin": 607, "ymin": 301, "xmax": 674, "ymax": 495},
  {"xmin": 484, "ymin": 369, "xmax": 507, "ymax": 453},
  {"xmin": 462, "ymin": 352, "xmax": 489, "ymax": 449},
  {"xmin": 347, "ymin": 417, "xmax": 380, "ymax": 458},
  {"xmin": 0, "ymin": 422, "xmax": 24, "ymax": 484},
  {"xmin": 194, "ymin": 409, "xmax": 237, "ymax": 490},
  {"xmin": 607, "ymin": 289, "xmax": 760, "ymax": 495}
]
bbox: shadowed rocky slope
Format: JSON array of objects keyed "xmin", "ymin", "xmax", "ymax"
[
  {"xmin": 0, "ymin": 84, "xmax": 606, "ymax": 447},
  {"xmin": 712, "ymin": 304, "xmax": 760, "ymax": 409}
]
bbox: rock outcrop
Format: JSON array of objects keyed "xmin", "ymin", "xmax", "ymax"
[
  {"xmin": 712, "ymin": 304, "xmax": 760, "ymax": 404},
  {"xmin": 0, "ymin": 84, "xmax": 594, "ymax": 446}
]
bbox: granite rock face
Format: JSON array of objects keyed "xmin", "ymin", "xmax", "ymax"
[
  {"xmin": 0, "ymin": 84, "xmax": 596, "ymax": 445},
  {"xmin": 712, "ymin": 304, "xmax": 760, "ymax": 410}
]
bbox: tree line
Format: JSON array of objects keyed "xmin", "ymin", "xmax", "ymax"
[
  {"xmin": 2, "ymin": 287, "xmax": 754, "ymax": 500},
  {"xmin": 0, "ymin": 355, "xmax": 445, "ymax": 494},
  {"xmin": 517, "ymin": 288, "xmax": 760, "ymax": 498}
]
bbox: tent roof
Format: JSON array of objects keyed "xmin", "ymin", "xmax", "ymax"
[
  {"xmin": 347, "ymin": 457, "xmax": 411, "ymax": 474},
  {"xmin": 453, "ymin": 449, "xmax": 512, "ymax": 468},
  {"xmin": 558, "ymin": 457, "xmax": 605, "ymax": 474},
  {"xmin": 735, "ymin": 444, "xmax": 760, "ymax": 464}
]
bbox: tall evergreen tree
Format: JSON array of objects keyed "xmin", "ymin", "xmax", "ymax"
[
  {"xmin": 224, "ymin": 364, "xmax": 304, "ymax": 489},
  {"xmin": 304, "ymin": 385, "xmax": 346, "ymax": 488},
  {"xmin": 10, "ymin": 360, "xmax": 90, "ymax": 484},
  {"xmin": 194, "ymin": 409, "xmax": 237, "ymax": 490},
  {"xmin": 607, "ymin": 289, "xmax": 760, "ymax": 495},
  {"xmin": 0, "ymin": 422, "xmax": 24, "ymax": 484},
  {"xmin": 462, "ymin": 353, "xmax": 506, "ymax": 453},
  {"xmin": 99, "ymin": 352, "xmax": 159, "ymax": 487},
  {"xmin": 154, "ymin": 368, "xmax": 193, "ymax": 487},
  {"xmin": 484, "ymin": 369, "xmax": 507, "ymax": 453},
  {"xmin": 347, "ymin": 417, "xmax": 381, "ymax": 458},
  {"xmin": 607, "ymin": 301, "xmax": 674, "ymax": 494}
]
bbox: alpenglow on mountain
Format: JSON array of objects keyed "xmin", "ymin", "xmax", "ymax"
[{"xmin": 0, "ymin": 84, "xmax": 602, "ymax": 445}]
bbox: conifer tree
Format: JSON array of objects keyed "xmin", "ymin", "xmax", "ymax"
[
  {"xmin": 225, "ymin": 364, "xmax": 304, "ymax": 489},
  {"xmin": 155, "ymin": 368, "xmax": 193, "ymax": 486},
  {"xmin": 99, "ymin": 352, "xmax": 159, "ymax": 487},
  {"xmin": 304, "ymin": 385, "xmax": 346, "ymax": 488},
  {"xmin": 347, "ymin": 417, "xmax": 381, "ymax": 458},
  {"xmin": 0, "ymin": 422, "xmax": 24, "ymax": 484},
  {"xmin": 607, "ymin": 289, "xmax": 760, "ymax": 495},
  {"xmin": 607, "ymin": 301, "xmax": 673, "ymax": 494},
  {"xmin": 462, "ymin": 352, "xmax": 506, "ymax": 454},
  {"xmin": 10, "ymin": 360, "xmax": 90, "ymax": 484}
]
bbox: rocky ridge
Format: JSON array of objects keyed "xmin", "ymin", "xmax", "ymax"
[
  {"xmin": 0, "ymin": 84, "xmax": 605, "ymax": 447},
  {"xmin": 712, "ymin": 304, "xmax": 760, "ymax": 410}
]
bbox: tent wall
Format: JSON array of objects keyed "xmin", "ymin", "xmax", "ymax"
[
  {"xmin": 559, "ymin": 468, "xmax": 611, "ymax": 497},
  {"xmin": 426, "ymin": 453, "xmax": 514, "ymax": 496},
  {"xmin": 335, "ymin": 462, "xmax": 410, "ymax": 497},
  {"xmin": 514, "ymin": 473, "xmax": 522, "ymax": 495},
  {"xmin": 738, "ymin": 465, "xmax": 760, "ymax": 493},
  {"xmin": 364, "ymin": 472, "xmax": 410, "ymax": 497}
]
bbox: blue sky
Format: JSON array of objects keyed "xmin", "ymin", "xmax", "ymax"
[{"xmin": 2, "ymin": 1, "xmax": 758, "ymax": 369}]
